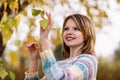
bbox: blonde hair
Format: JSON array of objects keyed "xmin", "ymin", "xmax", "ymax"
[{"xmin": 62, "ymin": 14, "xmax": 96, "ymax": 58}]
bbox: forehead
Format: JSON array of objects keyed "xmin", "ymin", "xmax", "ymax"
[{"xmin": 65, "ymin": 18, "xmax": 76, "ymax": 26}]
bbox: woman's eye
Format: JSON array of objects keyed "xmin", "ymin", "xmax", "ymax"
[
  {"xmin": 64, "ymin": 27, "xmax": 69, "ymax": 30},
  {"xmin": 74, "ymin": 28, "xmax": 80, "ymax": 31}
]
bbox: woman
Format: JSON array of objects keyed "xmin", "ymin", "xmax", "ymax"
[{"xmin": 24, "ymin": 13, "xmax": 98, "ymax": 80}]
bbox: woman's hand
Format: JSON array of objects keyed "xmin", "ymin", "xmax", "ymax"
[
  {"xmin": 40, "ymin": 12, "xmax": 53, "ymax": 40},
  {"xmin": 25, "ymin": 43, "xmax": 40, "ymax": 73},
  {"xmin": 26, "ymin": 43, "xmax": 40, "ymax": 60},
  {"xmin": 40, "ymin": 12, "xmax": 53, "ymax": 51}
]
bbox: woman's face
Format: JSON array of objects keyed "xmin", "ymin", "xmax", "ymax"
[{"xmin": 63, "ymin": 18, "xmax": 84, "ymax": 48}]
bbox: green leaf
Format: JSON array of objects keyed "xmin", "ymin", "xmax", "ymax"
[
  {"xmin": 39, "ymin": 11, "xmax": 45, "ymax": 17},
  {"xmin": 32, "ymin": 9, "xmax": 41, "ymax": 16},
  {"xmin": 0, "ymin": 69, "xmax": 8, "ymax": 80},
  {"xmin": 1, "ymin": 23, "xmax": 13, "ymax": 45},
  {"xmin": 39, "ymin": 19, "xmax": 49, "ymax": 29},
  {"xmin": 9, "ymin": 71, "xmax": 15, "ymax": 80},
  {"xmin": 14, "ymin": 40, "xmax": 21, "ymax": 46},
  {"xmin": 8, "ymin": 18, "xmax": 16, "ymax": 28}
]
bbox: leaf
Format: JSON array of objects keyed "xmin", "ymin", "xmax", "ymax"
[
  {"xmin": 0, "ymin": 69, "xmax": 8, "ymax": 80},
  {"xmin": 9, "ymin": 1, "xmax": 18, "ymax": 11},
  {"xmin": 7, "ymin": 18, "xmax": 16, "ymax": 28},
  {"xmin": 3, "ymin": 1, "xmax": 8, "ymax": 10},
  {"xmin": 39, "ymin": 10, "xmax": 45, "ymax": 17},
  {"xmin": 9, "ymin": 52, "xmax": 19, "ymax": 67},
  {"xmin": 39, "ymin": 19, "xmax": 49, "ymax": 29},
  {"xmin": 15, "ymin": 15, "xmax": 21, "ymax": 27},
  {"xmin": 1, "ymin": 11, "xmax": 8, "ymax": 23},
  {"xmin": 1, "ymin": 24, "xmax": 13, "ymax": 45},
  {"xmin": 28, "ymin": 0, "xmax": 34, "ymax": 3},
  {"xmin": 21, "ymin": 10, "xmax": 27, "ymax": 16},
  {"xmin": 29, "ymin": 18, "xmax": 35, "ymax": 26},
  {"xmin": 25, "ymin": 32, "xmax": 37, "ymax": 44},
  {"xmin": 7, "ymin": 0, "xmax": 14, "ymax": 4},
  {"xmin": 9, "ymin": 71, "xmax": 15, "ymax": 80},
  {"xmin": 14, "ymin": 40, "xmax": 21, "ymax": 46},
  {"xmin": 32, "ymin": 9, "xmax": 41, "ymax": 16}
]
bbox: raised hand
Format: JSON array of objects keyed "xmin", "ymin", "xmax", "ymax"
[
  {"xmin": 26, "ymin": 43, "xmax": 40, "ymax": 60},
  {"xmin": 40, "ymin": 12, "xmax": 53, "ymax": 51},
  {"xmin": 40, "ymin": 12, "xmax": 53, "ymax": 40}
]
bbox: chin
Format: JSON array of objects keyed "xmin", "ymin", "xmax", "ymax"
[{"xmin": 66, "ymin": 44, "xmax": 74, "ymax": 47}]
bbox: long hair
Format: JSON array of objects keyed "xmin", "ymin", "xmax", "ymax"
[{"xmin": 62, "ymin": 14, "xmax": 96, "ymax": 58}]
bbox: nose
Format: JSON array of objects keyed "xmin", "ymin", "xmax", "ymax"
[{"xmin": 66, "ymin": 28, "xmax": 73, "ymax": 34}]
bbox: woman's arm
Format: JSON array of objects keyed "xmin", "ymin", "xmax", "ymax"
[
  {"xmin": 40, "ymin": 50, "xmax": 98, "ymax": 80},
  {"xmin": 24, "ymin": 43, "xmax": 40, "ymax": 80}
]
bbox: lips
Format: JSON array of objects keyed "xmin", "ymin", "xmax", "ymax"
[{"xmin": 66, "ymin": 36, "xmax": 75, "ymax": 41}]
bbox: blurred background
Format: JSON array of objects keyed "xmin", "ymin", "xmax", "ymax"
[{"xmin": 0, "ymin": 0, "xmax": 120, "ymax": 80}]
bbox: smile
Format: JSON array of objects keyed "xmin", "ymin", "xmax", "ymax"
[{"xmin": 66, "ymin": 37, "xmax": 75, "ymax": 41}]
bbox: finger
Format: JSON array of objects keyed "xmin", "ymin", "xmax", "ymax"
[
  {"xmin": 46, "ymin": 12, "xmax": 52, "ymax": 25},
  {"xmin": 40, "ymin": 25, "xmax": 45, "ymax": 32},
  {"xmin": 25, "ymin": 43, "xmax": 38, "ymax": 48},
  {"xmin": 46, "ymin": 13, "xmax": 53, "ymax": 30},
  {"xmin": 25, "ymin": 43, "xmax": 33, "ymax": 48},
  {"xmin": 33, "ymin": 44, "xmax": 39, "ymax": 49}
]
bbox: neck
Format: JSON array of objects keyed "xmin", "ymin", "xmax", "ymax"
[{"xmin": 70, "ymin": 46, "xmax": 82, "ymax": 58}]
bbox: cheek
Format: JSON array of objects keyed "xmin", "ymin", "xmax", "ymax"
[
  {"xmin": 62, "ymin": 32, "xmax": 65, "ymax": 38},
  {"xmin": 77, "ymin": 33, "xmax": 84, "ymax": 41}
]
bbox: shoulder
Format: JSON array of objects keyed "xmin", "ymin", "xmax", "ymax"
[
  {"xmin": 77, "ymin": 54, "xmax": 98, "ymax": 66},
  {"xmin": 78, "ymin": 54, "xmax": 97, "ymax": 61}
]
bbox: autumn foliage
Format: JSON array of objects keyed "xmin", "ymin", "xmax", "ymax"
[{"xmin": 0, "ymin": 0, "xmax": 120, "ymax": 80}]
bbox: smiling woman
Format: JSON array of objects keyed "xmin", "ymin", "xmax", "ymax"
[{"xmin": 24, "ymin": 13, "xmax": 98, "ymax": 80}]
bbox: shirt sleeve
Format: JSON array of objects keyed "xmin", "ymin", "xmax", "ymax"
[
  {"xmin": 40, "ymin": 49, "xmax": 98, "ymax": 80},
  {"xmin": 24, "ymin": 71, "xmax": 39, "ymax": 80}
]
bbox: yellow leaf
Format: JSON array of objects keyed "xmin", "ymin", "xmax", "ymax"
[
  {"xmin": 21, "ymin": 10, "xmax": 27, "ymax": 16},
  {"xmin": 1, "ymin": 11, "xmax": 8, "ymax": 23},
  {"xmin": 9, "ymin": 1, "xmax": 18, "ymax": 11},
  {"xmin": 25, "ymin": 32, "xmax": 37, "ymax": 43},
  {"xmin": 9, "ymin": 52, "xmax": 19, "ymax": 67},
  {"xmin": 15, "ymin": 15, "xmax": 21, "ymax": 27},
  {"xmin": 0, "ymin": 69, "xmax": 8, "ymax": 80},
  {"xmin": 29, "ymin": 18, "xmax": 35, "ymax": 26},
  {"xmin": 3, "ymin": 1, "xmax": 8, "ymax": 10}
]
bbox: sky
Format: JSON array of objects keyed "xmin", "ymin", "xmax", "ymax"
[{"xmin": 4, "ymin": 0, "xmax": 120, "ymax": 58}]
